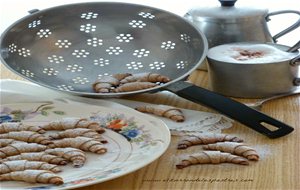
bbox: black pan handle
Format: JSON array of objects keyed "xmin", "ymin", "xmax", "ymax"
[{"xmin": 165, "ymin": 81, "xmax": 294, "ymax": 138}]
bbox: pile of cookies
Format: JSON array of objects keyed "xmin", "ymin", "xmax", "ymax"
[
  {"xmin": 0, "ymin": 118, "xmax": 107, "ymax": 185},
  {"xmin": 92, "ymin": 72, "xmax": 171, "ymax": 93},
  {"xmin": 175, "ymin": 133, "xmax": 259, "ymax": 169}
]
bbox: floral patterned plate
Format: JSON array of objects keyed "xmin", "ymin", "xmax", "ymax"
[{"xmin": 0, "ymin": 101, "xmax": 170, "ymax": 190}]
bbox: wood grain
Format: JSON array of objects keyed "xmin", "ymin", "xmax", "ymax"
[{"xmin": 1, "ymin": 63, "xmax": 299, "ymax": 190}]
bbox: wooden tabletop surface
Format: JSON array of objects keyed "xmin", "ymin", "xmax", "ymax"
[{"xmin": 1, "ymin": 63, "xmax": 299, "ymax": 190}]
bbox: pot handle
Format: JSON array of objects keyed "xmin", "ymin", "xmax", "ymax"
[
  {"xmin": 290, "ymin": 53, "xmax": 300, "ymax": 66},
  {"xmin": 166, "ymin": 81, "xmax": 294, "ymax": 138},
  {"xmin": 290, "ymin": 53, "xmax": 300, "ymax": 86},
  {"xmin": 266, "ymin": 10, "xmax": 300, "ymax": 42}
]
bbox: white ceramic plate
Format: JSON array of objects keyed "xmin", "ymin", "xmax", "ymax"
[{"xmin": 0, "ymin": 101, "xmax": 170, "ymax": 190}]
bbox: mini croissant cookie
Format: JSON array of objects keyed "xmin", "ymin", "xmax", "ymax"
[
  {"xmin": 52, "ymin": 137, "xmax": 107, "ymax": 154},
  {"xmin": 0, "ymin": 142, "xmax": 47, "ymax": 159},
  {"xmin": 46, "ymin": 148, "xmax": 86, "ymax": 168},
  {"xmin": 0, "ymin": 160, "xmax": 61, "ymax": 174},
  {"xmin": 92, "ymin": 73, "xmax": 133, "ymax": 93},
  {"xmin": 112, "ymin": 73, "xmax": 132, "ymax": 81},
  {"xmin": 0, "ymin": 139, "xmax": 23, "ymax": 148},
  {"xmin": 202, "ymin": 142, "xmax": 259, "ymax": 161},
  {"xmin": 113, "ymin": 82, "xmax": 157, "ymax": 93},
  {"xmin": 177, "ymin": 133, "xmax": 243, "ymax": 149},
  {"xmin": 49, "ymin": 128, "xmax": 107, "ymax": 143},
  {"xmin": 0, "ymin": 169, "xmax": 63, "ymax": 185},
  {"xmin": 120, "ymin": 72, "xmax": 170, "ymax": 84},
  {"xmin": 92, "ymin": 75, "xmax": 121, "ymax": 93},
  {"xmin": 41, "ymin": 118, "xmax": 105, "ymax": 133},
  {"xmin": 0, "ymin": 131, "xmax": 53, "ymax": 145},
  {"xmin": 2, "ymin": 152, "xmax": 68, "ymax": 165},
  {"xmin": 135, "ymin": 105, "xmax": 185, "ymax": 122},
  {"xmin": 0, "ymin": 122, "xmax": 45, "ymax": 134},
  {"xmin": 176, "ymin": 151, "xmax": 249, "ymax": 169}
]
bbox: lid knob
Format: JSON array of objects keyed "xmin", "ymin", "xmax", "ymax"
[{"xmin": 219, "ymin": 0, "xmax": 237, "ymax": 7}]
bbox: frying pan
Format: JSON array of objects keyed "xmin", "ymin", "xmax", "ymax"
[{"xmin": 0, "ymin": 2, "xmax": 294, "ymax": 138}]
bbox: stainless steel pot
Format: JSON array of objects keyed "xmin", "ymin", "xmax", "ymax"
[
  {"xmin": 185, "ymin": 0, "xmax": 300, "ymax": 48},
  {"xmin": 207, "ymin": 42, "xmax": 300, "ymax": 98}
]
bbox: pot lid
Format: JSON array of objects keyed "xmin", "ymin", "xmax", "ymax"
[{"xmin": 186, "ymin": 0, "xmax": 268, "ymax": 20}]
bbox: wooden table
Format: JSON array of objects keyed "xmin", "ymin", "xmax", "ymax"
[{"xmin": 1, "ymin": 63, "xmax": 299, "ymax": 190}]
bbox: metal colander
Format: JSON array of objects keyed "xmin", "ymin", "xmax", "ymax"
[
  {"xmin": 0, "ymin": 2, "xmax": 204, "ymax": 97},
  {"xmin": 0, "ymin": 2, "xmax": 294, "ymax": 138}
]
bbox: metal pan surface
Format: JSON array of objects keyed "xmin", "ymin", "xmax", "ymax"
[{"xmin": 0, "ymin": 2, "xmax": 205, "ymax": 97}]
